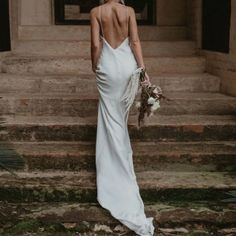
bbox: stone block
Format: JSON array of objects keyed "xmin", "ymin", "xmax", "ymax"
[
  {"xmin": 157, "ymin": 0, "xmax": 187, "ymax": 26},
  {"xmin": 20, "ymin": 0, "xmax": 52, "ymax": 26}
]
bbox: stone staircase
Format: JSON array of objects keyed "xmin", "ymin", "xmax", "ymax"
[{"xmin": 0, "ymin": 26, "xmax": 236, "ymax": 235}]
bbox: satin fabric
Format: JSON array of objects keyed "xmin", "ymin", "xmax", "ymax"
[{"xmin": 95, "ymin": 35, "xmax": 155, "ymax": 235}]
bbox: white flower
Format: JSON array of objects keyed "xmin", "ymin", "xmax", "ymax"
[
  {"xmin": 153, "ymin": 86, "xmax": 162, "ymax": 95},
  {"xmin": 151, "ymin": 100, "xmax": 160, "ymax": 111},
  {"xmin": 147, "ymin": 97, "xmax": 156, "ymax": 105},
  {"xmin": 135, "ymin": 101, "xmax": 141, "ymax": 108},
  {"xmin": 153, "ymin": 87, "xmax": 158, "ymax": 94}
]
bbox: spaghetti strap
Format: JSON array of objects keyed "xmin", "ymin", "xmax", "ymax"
[{"xmin": 99, "ymin": 5, "xmax": 129, "ymax": 39}]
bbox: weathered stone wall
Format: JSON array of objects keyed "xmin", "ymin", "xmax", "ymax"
[
  {"xmin": 187, "ymin": 0, "xmax": 236, "ymax": 96},
  {"xmin": 19, "ymin": 0, "xmax": 52, "ymax": 26},
  {"xmin": 186, "ymin": 0, "xmax": 201, "ymax": 46},
  {"xmin": 9, "ymin": 0, "xmax": 20, "ymax": 49},
  {"xmin": 157, "ymin": 0, "xmax": 187, "ymax": 26},
  {"xmin": 8, "ymin": 0, "xmax": 53, "ymax": 49},
  {"xmin": 8, "ymin": 0, "xmax": 189, "ymax": 46},
  {"xmin": 12, "ymin": 0, "xmax": 188, "ymax": 28},
  {"xmin": 0, "ymin": 52, "xmax": 10, "ymax": 72},
  {"xmin": 203, "ymin": 0, "xmax": 236, "ymax": 96}
]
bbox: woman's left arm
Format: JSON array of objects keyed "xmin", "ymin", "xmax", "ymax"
[{"xmin": 90, "ymin": 7, "xmax": 101, "ymax": 73}]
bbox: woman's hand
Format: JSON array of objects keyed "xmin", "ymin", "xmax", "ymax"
[
  {"xmin": 141, "ymin": 72, "xmax": 151, "ymax": 87},
  {"xmin": 92, "ymin": 65, "xmax": 97, "ymax": 73},
  {"xmin": 92, "ymin": 63, "xmax": 99, "ymax": 73}
]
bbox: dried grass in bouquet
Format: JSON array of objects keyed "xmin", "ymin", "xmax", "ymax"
[
  {"xmin": 122, "ymin": 67, "xmax": 171, "ymax": 127},
  {"xmin": 136, "ymin": 84, "xmax": 163, "ymax": 127}
]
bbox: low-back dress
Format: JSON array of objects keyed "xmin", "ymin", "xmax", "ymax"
[{"xmin": 95, "ymin": 4, "xmax": 155, "ymax": 236}]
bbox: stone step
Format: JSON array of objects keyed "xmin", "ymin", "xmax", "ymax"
[
  {"xmin": 14, "ymin": 40, "xmax": 196, "ymax": 57},
  {"xmin": 1, "ymin": 55, "xmax": 206, "ymax": 75},
  {"xmin": 4, "ymin": 141, "xmax": 236, "ymax": 172},
  {"xmin": 0, "ymin": 115, "xmax": 236, "ymax": 142},
  {"xmin": 0, "ymin": 73, "xmax": 221, "ymax": 93},
  {"xmin": 0, "ymin": 92, "xmax": 235, "ymax": 116},
  {"xmin": 0, "ymin": 170, "xmax": 235, "ymax": 203},
  {"xmin": 18, "ymin": 25, "xmax": 188, "ymax": 41},
  {"xmin": 1, "ymin": 201, "xmax": 236, "ymax": 235}
]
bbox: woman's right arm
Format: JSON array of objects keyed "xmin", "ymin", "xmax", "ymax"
[{"xmin": 128, "ymin": 7, "xmax": 151, "ymax": 85}]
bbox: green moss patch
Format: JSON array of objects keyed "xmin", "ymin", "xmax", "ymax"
[{"xmin": 1, "ymin": 219, "xmax": 91, "ymax": 236}]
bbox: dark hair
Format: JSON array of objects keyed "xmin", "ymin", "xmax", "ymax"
[{"xmin": 102, "ymin": 0, "xmax": 125, "ymax": 4}]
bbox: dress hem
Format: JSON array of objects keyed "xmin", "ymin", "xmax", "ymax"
[{"xmin": 97, "ymin": 197, "xmax": 155, "ymax": 236}]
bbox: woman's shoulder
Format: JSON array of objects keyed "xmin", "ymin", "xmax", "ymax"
[
  {"xmin": 90, "ymin": 4, "xmax": 135, "ymax": 16},
  {"xmin": 90, "ymin": 5, "xmax": 101, "ymax": 16},
  {"xmin": 126, "ymin": 5, "xmax": 135, "ymax": 14}
]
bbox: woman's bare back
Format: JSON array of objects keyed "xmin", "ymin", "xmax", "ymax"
[
  {"xmin": 98, "ymin": 2, "xmax": 129, "ymax": 49},
  {"xmin": 90, "ymin": 0, "xmax": 149, "ymax": 83}
]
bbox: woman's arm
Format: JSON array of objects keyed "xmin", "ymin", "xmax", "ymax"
[
  {"xmin": 90, "ymin": 7, "xmax": 101, "ymax": 73},
  {"xmin": 128, "ymin": 7, "xmax": 145, "ymax": 68},
  {"xmin": 128, "ymin": 7, "xmax": 151, "ymax": 85}
]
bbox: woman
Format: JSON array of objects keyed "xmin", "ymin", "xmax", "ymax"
[{"xmin": 90, "ymin": 0, "xmax": 155, "ymax": 235}]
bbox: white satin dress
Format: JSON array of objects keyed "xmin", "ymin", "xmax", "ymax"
[{"xmin": 95, "ymin": 5, "xmax": 155, "ymax": 236}]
